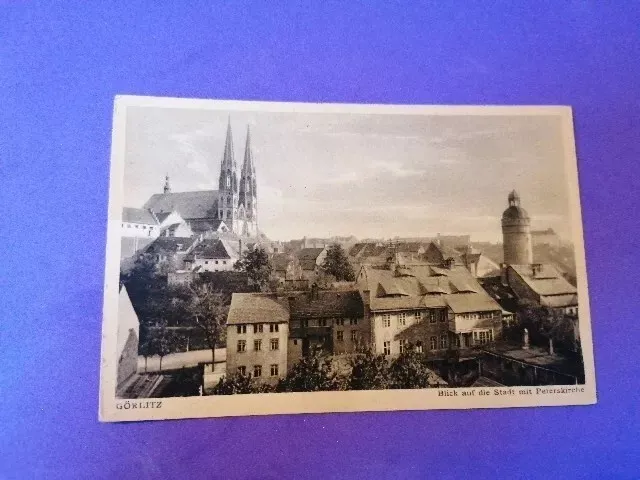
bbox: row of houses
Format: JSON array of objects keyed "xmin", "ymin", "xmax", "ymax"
[{"xmin": 224, "ymin": 260, "xmax": 507, "ymax": 384}]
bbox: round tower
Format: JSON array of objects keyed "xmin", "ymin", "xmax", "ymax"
[{"xmin": 501, "ymin": 190, "xmax": 532, "ymax": 265}]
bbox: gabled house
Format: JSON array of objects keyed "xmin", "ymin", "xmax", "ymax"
[
  {"xmin": 296, "ymin": 247, "xmax": 328, "ymax": 281},
  {"xmin": 186, "ymin": 238, "xmax": 238, "ymax": 272},
  {"xmin": 357, "ymin": 262, "xmax": 503, "ymax": 358}
]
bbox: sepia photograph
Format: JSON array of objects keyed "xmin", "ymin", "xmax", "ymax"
[{"xmin": 100, "ymin": 97, "xmax": 596, "ymax": 421}]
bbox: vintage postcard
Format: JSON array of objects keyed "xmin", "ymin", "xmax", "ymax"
[{"xmin": 100, "ymin": 96, "xmax": 596, "ymax": 422}]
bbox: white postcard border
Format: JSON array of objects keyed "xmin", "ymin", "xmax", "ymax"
[{"xmin": 99, "ymin": 96, "xmax": 596, "ymax": 422}]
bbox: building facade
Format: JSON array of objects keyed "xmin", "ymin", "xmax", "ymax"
[
  {"xmin": 287, "ymin": 288, "xmax": 367, "ymax": 368},
  {"xmin": 357, "ymin": 263, "xmax": 503, "ymax": 358},
  {"xmin": 226, "ymin": 293, "xmax": 290, "ymax": 384}
]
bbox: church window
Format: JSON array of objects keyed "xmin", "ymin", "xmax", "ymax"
[
  {"xmin": 227, "ymin": 211, "xmax": 231, "ymax": 219},
  {"xmin": 226, "ymin": 177, "xmax": 230, "ymax": 188}
]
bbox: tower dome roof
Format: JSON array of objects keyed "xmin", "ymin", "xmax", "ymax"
[
  {"xmin": 502, "ymin": 189, "xmax": 530, "ymax": 223},
  {"xmin": 502, "ymin": 205, "xmax": 530, "ymax": 222}
]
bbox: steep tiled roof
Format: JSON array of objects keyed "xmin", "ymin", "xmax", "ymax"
[
  {"xmin": 541, "ymin": 294, "xmax": 578, "ymax": 308},
  {"xmin": 143, "ymin": 190, "xmax": 218, "ymax": 220},
  {"xmin": 297, "ymin": 247, "xmax": 325, "ymax": 270},
  {"xmin": 370, "ymin": 295, "xmax": 447, "ymax": 311},
  {"xmin": 445, "ymin": 293, "xmax": 501, "ymax": 313},
  {"xmin": 144, "ymin": 236, "xmax": 198, "ymax": 255},
  {"xmin": 192, "ymin": 239, "xmax": 233, "ymax": 259},
  {"xmin": 289, "ymin": 290, "xmax": 364, "ymax": 319},
  {"xmin": 360, "ymin": 264, "xmax": 499, "ymax": 313},
  {"xmin": 227, "ymin": 293, "xmax": 290, "ymax": 325},
  {"xmin": 510, "ymin": 264, "xmax": 577, "ymax": 296},
  {"xmin": 122, "ymin": 207, "xmax": 158, "ymax": 225}
]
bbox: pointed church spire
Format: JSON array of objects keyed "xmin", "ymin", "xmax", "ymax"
[
  {"xmin": 241, "ymin": 125, "xmax": 256, "ymax": 178},
  {"xmin": 163, "ymin": 173, "xmax": 171, "ymax": 194},
  {"xmin": 218, "ymin": 117, "xmax": 238, "ymax": 193},
  {"xmin": 239, "ymin": 125, "xmax": 258, "ymax": 236}
]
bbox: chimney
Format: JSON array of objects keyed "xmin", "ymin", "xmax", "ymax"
[
  {"xmin": 310, "ymin": 282, "xmax": 319, "ymax": 300},
  {"xmin": 500, "ymin": 263, "xmax": 508, "ymax": 286}
]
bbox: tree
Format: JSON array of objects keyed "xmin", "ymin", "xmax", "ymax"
[
  {"xmin": 276, "ymin": 350, "xmax": 339, "ymax": 392},
  {"xmin": 138, "ymin": 335, "xmax": 153, "ymax": 373},
  {"xmin": 212, "ymin": 373, "xmax": 255, "ymax": 395},
  {"xmin": 518, "ymin": 299, "xmax": 577, "ymax": 351},
  {"xmin": 186, "ymin": 282, "xmax": 229, "ymax": 366},
  {"xmin": 348, "ymin": 350, "xmax": 389, "ymax": 390},
  {"xmin": 388, "ymin": 350, "xmax": 438, "ymax": 389},
  {"xmin": 234, "ymin": 246, "xmax": 273, "ymax": 291},
  {"xmin": 321, "ymin": 244, "xmax": 355, "ymax": 282},
  {"xmin": 152, "ymin": 321, "xmax": 172, "ymax": 372}
]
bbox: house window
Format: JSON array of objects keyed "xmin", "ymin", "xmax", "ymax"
[
  {"xmin": 414, "ymin": 311, "xmax": 422, "ymax": 320},
  {"xmin": 215, "ymin": 260, "xmax": 219, "ymax": 264},
  {"xmin": 236, "ymin": 325, "xmax": 246, "ymax": 335},
  {"xmin": 350, "ymin": 318, "xmax": 358, "ymax": 326},
  {"xmin": 398, "ymin": 313, "xmax": 406, "ymax": 327},
  {"xmin": 127, "ymin": 224, "xmax": 131, "ymax": 228},
  {"xmin": 270, "ymin": 324, "xmax": 279, "ymax": 333},
  {"xmin": 383, "ymin": 341, "xmax": 391, "ymax": 355},
  {"xmin": 142, "ymin": 225, "xmax": 146, "ymax": 229},
  {"xmin": 270, "ymin": 364, "xmax": 279, "ymax": 376},
  {"xmin": 237, "ymin": 366, "xmax": 246, "ymax": 376},
  {"xmin": 440, "ymin": 335, "xmax": 448, "ymax": 349},
  {"xmin": 254, "ymin": 340, "xmax": 262, "ymax": 351},
  {"xmin": 135, "ymin": 225, "xmax": 139, "ymax": 228},
  {"xmin": 223, "ymin": 260, "xmax": 227, "ymax": 265},
  {"xmin": 429, "ymin": 336, "xmax": 438, "ymax": 351},
  {"xmin": 293, "ymin": 339, "xmax": 297, "ymax": 346},
  {"xmin": 237, "ymin": 340, "xmax": 246, "ymax": 352},
  {"xmin": 319, "ymin": 319, "xmax": 327, "ymax": 327},
  {"xmin": 382, "ymin": 314, "xmax": 391, "ymax": 328},
  {"xmin": 399, "ymin": 339, "xmax": 408, "ymax": 354},
  {"xmin": 336, "ymin": 318, "xmax": 344, "ymax": 326},
  {"xmin": 253, "ymin": 365, "xmax": 262, "ymax": 378},
  {"xmin": 415, "ymin": 341, "xmax": 423, "ymax": 354},
  {"xmin": 429, "ymin": 311, "xmax": 437, "ymax": 324},
  {"xmin": 301, "ymin": 320, "xmax": 309, "ymax": 328},
  {"xmin": 337, "ymin": 331, "xmax": 344, "ymax": 342},
  {"xmin": 205, "ymin": 261, "xmax": 209, "ymax": 265},
  {"xmin": 351, "ymin": 330, "xmax": 358, "ymax": 342},
  {"xmin": 270, "ymin": 338, "xmax": 279, "ymax": 351},
  {"xmin": 254, "ymin": 324, "xmax": 263, "ymax": 334},
  {"xmin": 473, "ymin": 330, "xmax": 493, "ymax": 345}
]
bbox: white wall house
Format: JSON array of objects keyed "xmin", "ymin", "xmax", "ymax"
[
  {"xmin": 121, "ymin": 207, "xmax": 161, "ymax": 239},
  {"xmin": 187, "ymin": 239, "xmax": 238, "ymax": 272}
]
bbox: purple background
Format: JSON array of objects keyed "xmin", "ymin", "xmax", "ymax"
[{"xmin": 1, "ymin": 3, "xmax": 639, "ymax": 479}]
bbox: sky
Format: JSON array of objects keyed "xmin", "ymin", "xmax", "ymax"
[{"xmin": 123, "ymin": 104, "xmax": 575, "ymax": 242}]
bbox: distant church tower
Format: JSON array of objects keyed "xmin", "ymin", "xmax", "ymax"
[
  {"xmin": 238, "ymin": 126, "xmax": 258, "ymax": 237},
  {"xmin": 163, "ymin": 174, "xmax": 171, "ymax": 194},
  {"xmin": 501, "ymin": 190, "xmax": 533, "ymax": 265},
  {"xmin": 218, "ymin": 119, "xmax": 239, "ymax": 228}
]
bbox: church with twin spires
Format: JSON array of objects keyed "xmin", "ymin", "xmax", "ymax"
[{"xmin": 143, "ymin": 120, "xmax": 259, "ymax": 238}]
